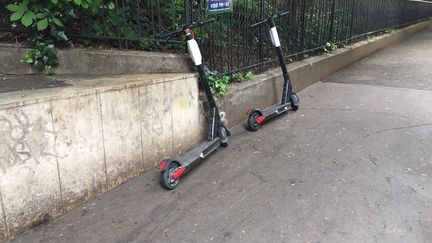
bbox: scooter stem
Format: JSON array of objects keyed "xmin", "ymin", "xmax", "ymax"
[
  {"xmin": 185, "ymin": 29, "xmax": 222, "ymax": 141},
  {"xmin": 269, "ymin": 18, "xmax": 293, "ymax": 105},
  {"xmin": 276, "ymin": 47, "xmax": 292, "ymax": 105},
  {"xmin": 197, "ymin": 64, "xmax": 221, "ymax": 140}
]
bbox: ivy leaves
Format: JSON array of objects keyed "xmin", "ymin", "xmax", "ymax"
[
  {"xmin": 209, "ymin": 74, "xmax": 230, "ymax": 97},
  {"xmin": 204, "ymin": 66, "xmax": 230, "ymax": 96},
  {"xmin": 24, "ymin": 41, "xmax": 58, "ymax": 74},
  {"xmin": 204, "ymin": 66, "xmax": 254, "ymax": 96}
]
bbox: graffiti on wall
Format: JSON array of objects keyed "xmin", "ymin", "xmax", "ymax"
[
  {"xmin": 141, "ymin": 83, "xmax": 172, "ymax": 137},
  {"xmin": 0, "ymin": 111, "xmax": 57, "ymax": 173}
]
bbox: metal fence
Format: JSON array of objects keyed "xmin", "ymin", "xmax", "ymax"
[
  {"xmin": 1, "ymin": 0, "xmax": 432, "ymax": 74},
  {"xmin": 191, "ymin": 0, "xmax": 432, "ymax": 74}
]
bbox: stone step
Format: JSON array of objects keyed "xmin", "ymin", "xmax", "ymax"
[{"xmin": 0, "ymin": 44, "xmax": 194, "ymax": 75}]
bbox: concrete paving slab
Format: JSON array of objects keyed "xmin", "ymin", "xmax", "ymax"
[
  {"xmin": 51, "ymin": 94, "xmax": 106, "ymax": 211},
  {"xmin": 8, "ymin": 80, "xmax": 432, "ymax": 243}
]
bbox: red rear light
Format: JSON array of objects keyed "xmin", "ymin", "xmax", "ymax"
[
  {"xmin": 172, "ymin": 167, "xmax": 186, "ymax": 180},
  {"xmin": 257, "ymin": 116, "xmax": 266, "ymax": 124},
  {"xmin": 159, "ymin": 161, "xmax": 166, "ymax": 169}
]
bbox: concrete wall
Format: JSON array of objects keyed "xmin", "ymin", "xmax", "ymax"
[
  {"xmin": 0, "ymin": 74, "xmax": 201, "ymax": 240},
  {"xmin": 0, "ymin": 44, "xmax": 195, "ymax": 75},
  {"xmin": 217, "ymin": 20, "xmax": 432, "ymax": 126}
]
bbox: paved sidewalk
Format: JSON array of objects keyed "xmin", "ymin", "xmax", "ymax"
[
  {"xmin": 10, "ymin": 27, "xmax": 432, "ymax": 243},
  {"xmin": 325, "ymin": 26, "xmax": 432, "ymax": 91}
]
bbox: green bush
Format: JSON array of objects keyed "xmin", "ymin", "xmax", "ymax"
[{"xmin": 6, "ymin": 0, "xmax": 102, "ymax": 73}]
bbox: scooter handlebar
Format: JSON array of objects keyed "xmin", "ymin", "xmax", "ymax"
[
  {"xmin": 158, "ymin": 29, "xmax": 184, "ymax": 39},
  {"xmin": 250, "ymin": 11, "xmax": 290, "ymax": 28},
  {"xmin": 195, "ymin": 18, "xmax": 215, "ymax": 28},
  {"xmin": 250, "ymin": 19, "xmax": 268, "ymax": 28},
  {"xmin": 279, "ymin": 11, "xmax": 290, "ymax": 17},
  {"xmin": 158, "ymin": 18, "xmax": 215, "ymax": 39}
]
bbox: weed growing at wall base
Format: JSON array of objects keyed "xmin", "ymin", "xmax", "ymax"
[
  {"xmin": 205, "ymin": 67, "xmax": 230, "ymax": 97},
  {"xmin": 324, "ymin": 42, "xmax": 338, "ymax": 52},
  {"xmin": 24, "ymin": 40, "xmax": 58, "ymax": 74},
  {"xmin": 204, "ymin": 67, "xmax": 254, "ymax": 96},
  {"xmin": 385, "ymin": 28, "xmax": 396, "ymax": 34}
]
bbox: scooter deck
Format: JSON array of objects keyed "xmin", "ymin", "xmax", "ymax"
[
  {"xmin": 174, "ymin": 137, "xmax": 220, "ymax": 169},
  {"xmin": 262, "ymin": 103, "xmax": 291, "ymax": 118}
]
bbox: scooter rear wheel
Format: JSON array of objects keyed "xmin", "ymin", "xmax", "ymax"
[
  {"xmin": 290, "ymin": 93, "xmax": 300, "ymax": 111},
  {"xmin": 160, "ymin": 163, "xmax": 180, "ymax": 190},
  {"xmin": 247, "ymin": 112, "xmax": 261, "ymax": 131}
]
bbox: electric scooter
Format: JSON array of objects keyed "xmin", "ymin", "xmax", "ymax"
[
  {"xmin": 246, "ymin": 11, "xmax": 300, "ymax": 131},
  {"xmin": 157, "ymin": 19, "xmax": 230, "ymax": 190}
]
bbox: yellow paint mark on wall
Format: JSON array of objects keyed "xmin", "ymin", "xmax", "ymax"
[{"xmin": 178, "ymin": 99, "xmax": 187, "ymax": 109}]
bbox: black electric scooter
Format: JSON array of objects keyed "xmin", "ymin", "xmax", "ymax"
[
  {"xmin": 157, "ymin": 19, "xmax": 230, "ymax": 190},
  {"xmin": 246, "ymin": 12, "xmax": 300, "ymax": 131}
]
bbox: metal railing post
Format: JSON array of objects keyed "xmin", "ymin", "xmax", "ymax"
[
  {"xmin": 328, "ymin": 0, "xmax": 336, "ymax": 42},
  {"xmin": 300, "ymin": 0, "xmax": 306, "ymax": 53},
  {"xmin": 350, "ymin": 0, "xmax": 356, "ymax": 42}
]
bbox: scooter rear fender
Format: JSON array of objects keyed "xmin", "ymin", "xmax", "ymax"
[
  {"xmin": 246, "ymin": 108, "xmax": 263, "ymax": 116},
  {"xmin": 158, "ymin": 159, "xmax": 180, "ymax": 171}
]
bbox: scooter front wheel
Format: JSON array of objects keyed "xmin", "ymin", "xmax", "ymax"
[
  {"xmin": 290, "ymin": 93, "xmax": 300, "ymax": 111},
  {"xmin": 160, "ymin": 163, "xmax": 181, "ymax": 190},
  {"xmin": 247, "ymin": 112, "xmax": 261, "ymax": 131}
]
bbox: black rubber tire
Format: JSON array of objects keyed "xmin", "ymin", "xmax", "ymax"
[
  {"xmin": 290, "ymin": 93, "xmax": 300, "ymax": 111},
  {"xmin": 160, "ymin": 163, "xmax": 180, "ymax": 190},
  {"xmin": 247, "ymin": 112, "xmax": 261, "ymax": 131}
]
